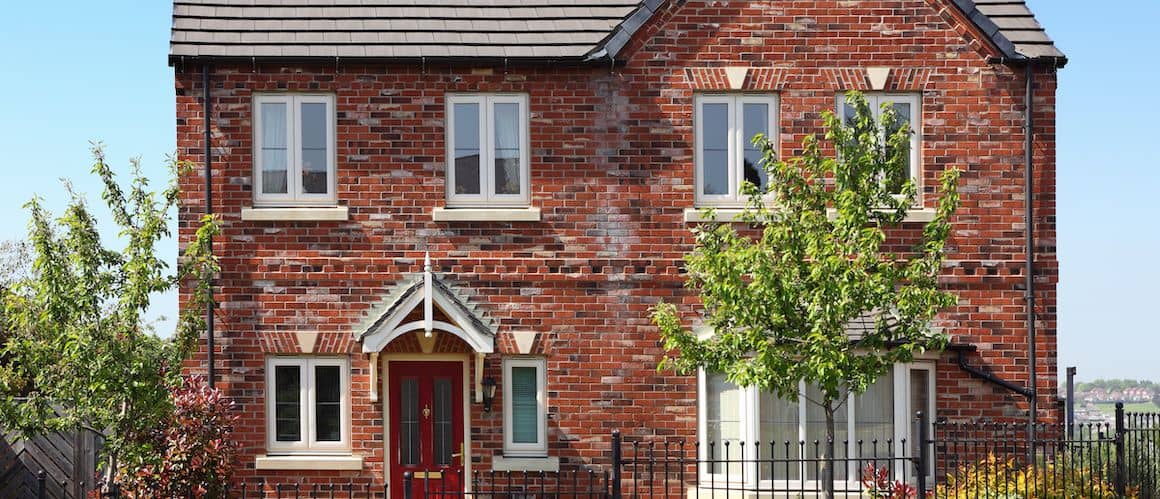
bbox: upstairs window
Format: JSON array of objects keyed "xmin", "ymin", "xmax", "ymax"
[
  {"xmin": 695, "ymin": 94, "xmax": 778, "ymax": 207},
  {"xmin": 446, "ymin": 94, "xmax": 530, "ymax": 207},
  {"xmin": 254, "ymin": 94, "xmax": 336, "ymax": 206},
  {"xmin": 837, "ymin": 93, "xmax": 921, "ymax": 194},
  {"xmin": 266, "ymin": 356, "xmax": 350, "ymax": 454}
]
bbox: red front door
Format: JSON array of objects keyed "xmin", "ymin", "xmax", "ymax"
[{"xmin": 389, "ymin": 361, "xmax": 465, "ymax": 499}]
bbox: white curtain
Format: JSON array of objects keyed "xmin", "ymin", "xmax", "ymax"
[
  {"xmin": 453, "ymin": 103, "xmax": 481, "ymax": 195},
  {"xmin": 700, "ymin": 103, "xmax": 729, "ymax": 195},
  {"xmin": 299, "ymin": 102, "xmax": 328, "ymax": 194},
  {"xmin": 760, "ymin": 391, "xmax": 801, "ymax": 479},
  {"xmin": 493, "ymin": 102, "xmax": 521, "ymax": 195},
  {"xmin": 852, "ymin": 372, "xmax": 895, "ymax": 458},
  {"xmin": 261, "ymin": 102, "xmax": 288, "ymax": 194},
  {"xmin": 706, "ymin": 373, "xmax": 744, "ymax": 476}
]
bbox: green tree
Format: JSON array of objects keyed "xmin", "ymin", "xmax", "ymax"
[
  {"xmin": 0, "ymin": 240, "xmax": 31, "ymax": 350},
  {"xmin": 0, "ymin": 144, "xmax": 218, "ymax": 485},
  {"xmin": 652, "ymin": 92, "xmax": 960, "ymax": 498},
  {"xmin": 0, "ymin": 241, "xmax": 31, "ymax": 288}
]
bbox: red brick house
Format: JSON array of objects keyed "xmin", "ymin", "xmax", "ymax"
[{"xmin": 171, "ymin": 0, "xmax": 1065, "ymax": 493}]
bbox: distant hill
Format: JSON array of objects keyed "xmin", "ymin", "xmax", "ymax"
[
  {"xmin": 1068, "ymin": 379, "xmax": 1160, "ymax": 422},
  {"xmin": 1076, "ymin": 379, "xmax": 1159, "ymax": 393}
]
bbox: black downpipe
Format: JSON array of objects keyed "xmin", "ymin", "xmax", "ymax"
[
  {"xmin": 1025, "ymin": 63, "xmax": 1037, "ymax": 443},
  {"xmin": 203, "ymin": 64, "xmax": 216, "ymax": 389},
  {"xmin": 956, "ymin": 349, "xmax": 1033, "ymax": 398}
]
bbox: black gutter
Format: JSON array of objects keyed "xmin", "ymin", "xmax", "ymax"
[
  {"xmin": 170, "ymin": 55, "xmax": 628, "ymax": 69},
  {"xmin": 987, "ymin": 56, "xmax": 1066, "ymax": 68},
  {"xmin": 203, "ymin": 64, "xmax": 216, "ymax": 389}
]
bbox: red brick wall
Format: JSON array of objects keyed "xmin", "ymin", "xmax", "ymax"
[{"xmin": 175, "ymin": 0, "xmax": 1060, "ymax": 487}]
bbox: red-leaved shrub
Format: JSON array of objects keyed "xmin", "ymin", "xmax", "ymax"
[{"xmin": 114, "ymin": 376, "xmax": 237, "ymax": 498}]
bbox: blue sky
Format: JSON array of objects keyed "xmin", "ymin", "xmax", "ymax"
[{"xmin": 0, "ymin": 1, "xmax": 1153, "ymax": 382}]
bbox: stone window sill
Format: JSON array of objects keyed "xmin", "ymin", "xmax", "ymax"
[
  {"xmin": 491, "ymin": 455, "xmax": 559, "ymax": 472},
  {"xmin": 241, "ymin": 206, "xmax": 350, "ymax": 222},
  {"xmin": 254, "ymin": 454, "xmax": 364, "ymax": 471},
  {"xmin": 683, "ymin": 208, "xmax": 937, "ymax": 223},
  {"xmin": 432, "ymin": 207, "xmax": 541, "ymax": 222}
]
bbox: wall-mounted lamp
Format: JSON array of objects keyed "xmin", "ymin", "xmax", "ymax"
[{"xmin": 481, "ymin": 377, "xmax": 497, "ymax": 412}]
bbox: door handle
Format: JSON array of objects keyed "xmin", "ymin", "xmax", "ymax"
[{"xmin": 450, "ymin": 442, "xmax": 464, "ymax": 458}]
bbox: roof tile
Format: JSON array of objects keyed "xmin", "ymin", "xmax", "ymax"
[
  {"xmin": 170, "ymin": 0, "xmax": 1063, "ymax": 64},
  {"xmin": 954, "ymin": 0, "xmax": 1065, "ymax": 61}
]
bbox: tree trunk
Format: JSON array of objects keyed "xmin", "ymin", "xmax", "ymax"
[
  {"xmin": 821, "ymin": 401, "xmax": 837, "ymax": 499},
  {"xmin": 102, "ymin": 400, "xmax": 128, "ymax": 492}
]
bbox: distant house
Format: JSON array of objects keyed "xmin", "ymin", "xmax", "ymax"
[{"xmin": 170, "ymin": 0, "xmax": 1065, "ymax": 494}]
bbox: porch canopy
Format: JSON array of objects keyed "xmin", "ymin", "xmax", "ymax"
[{"xmin": 357, "ymin": 254, "xmax": 496, "ymax": 354}]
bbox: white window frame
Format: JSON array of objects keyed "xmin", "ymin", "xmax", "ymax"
[
  {"xmin": 253, "ymin": 93, "xmax": 337, "ymax": 206},
  {"xmin": 697, "ymin": 362, "xmax": 935, "ymax": 489},
  {"xmin": 445, "ymin": 93, "xmax": 531, "ymax": 208},
  {"xmin": 694, "ymin": 94, "xmax": 779, "ymax": 207},
  {"xmin": 836, "ymin": 93, "xmax": 922, "ymax": 198},
  {"xmin": 502, "ymin": 357, "xmax": 548, "ymax": 457},
  {"xmin": 265, "ymin": 356, "xmax": 351, "ymax": 455}
]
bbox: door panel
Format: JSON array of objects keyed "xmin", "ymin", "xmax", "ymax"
[{"xmin": 389, "ymin": 361, "xmax": 464, "ymax": 499}]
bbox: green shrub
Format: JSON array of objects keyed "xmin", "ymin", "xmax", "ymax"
[{"xmin": 934, "ymin": 453, "xmax": 1129, "ymax": 499}]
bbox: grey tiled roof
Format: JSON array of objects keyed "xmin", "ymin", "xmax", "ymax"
[
  {"xmin": 954, "ymin": 0, "xmax": 1066, "ymax": 62},
  {"xmin": 169, "ymin": 0, "xmax": 655, "ymax": 62},
  {"xmin": 169, "ymin": 0, "xmax": 1064, "ymax": 66}
]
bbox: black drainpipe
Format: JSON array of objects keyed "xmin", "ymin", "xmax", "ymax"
[
  {"xmin": 956, "ymin": 349, "xmax": 1033, "ymax": 398},
  {"xmin": 203, "ymin": 63, "xmax": 216, "ymax": 389},
  {"xmin": 1023, "ymin": 62, "xmax": 1037, "ymax": 443},
  {"xmin": 978, "ymin": 55, "xmax": 1044, "ymax": 444}
]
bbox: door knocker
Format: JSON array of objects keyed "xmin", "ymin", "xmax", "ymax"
[{"xmin": 422, "ymin": 404, "xmax": 431, "ymax": 419}]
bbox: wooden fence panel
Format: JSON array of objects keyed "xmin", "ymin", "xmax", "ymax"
[{"xmin": 0, "ymin": 425, "xmax": 101, "ymax": 499}]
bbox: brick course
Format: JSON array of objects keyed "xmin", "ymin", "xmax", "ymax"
[{"xmin": 176, "ymin": 0, "xmax": 1060, "ymax": 487}]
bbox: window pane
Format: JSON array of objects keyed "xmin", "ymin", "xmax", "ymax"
[
  {"xmin": 759, "ymin": 391, "xmax": 800, "ymax": 480},
  {"xmin": 700, "ymin": 103, "xmax": 729, "ymax": 196},
  {"xmin": 260, "ymin": 102, "xmax": 288, "ymax": 194},
  {"xmin": 706, "ymin": 373, "xmax": 742, "ymax": 475},
  {"xmin": 910, "ymin": 369, "xmax": 930, "ymax": 458},
  {"xmin": 314, "ymin": 365, "xmax": 341, "ymax": 442},
  {"xmin": 433, "ymin": 378, "xmax": 454, "ymax": 465},
  {"xmin": 742, "ymin": 103, "xmax": 769, "ymax": 191},
  {"xmin": 853, "ymin": 372, "xmax": 895, "ymax": 457},
  {"xmin": 274, "ymin": 365, "xmax": 301, "ymax": 442},
  {"xmin": 885, "ymin": 102, "xmax": 913, "ymax": 193},
  {"xmin": 453, "ymin": 102, "xmax": 481, "ymax": 195},
  {"xmin": 510, "ymin": 366, "xmax": 539, "ymax": 444},
  {"xmin": 400, "ymin": 378, "xmax": 420, "ymax": 465},
  {"xmin": 300, "ymin": 102, "xmax": 329, "ymax": 194},
  {"xmin": 843, "ymin": 101, "xmax": 860, "ymax": 128},
  {"xmin": 493, "ymin": 102, "xmax": 522, "ymax": 195}
]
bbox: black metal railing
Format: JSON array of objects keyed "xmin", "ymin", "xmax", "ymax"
[
  {"xmin": 610, "ymin": 418, "xmax": 926, "ymax": 499},
  {"xmin": 29, "ymin": 403, "xmax": 1160, "ymax": 498},
  {"xmin": 400, "ymin": 469, "xmax": 611, "ymax": 499},
  {"xmin": 608, "ymin": 405, "xmax": 1160, "ymax": 498}
]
